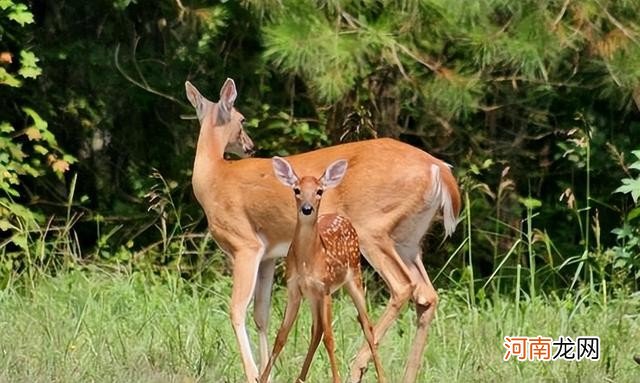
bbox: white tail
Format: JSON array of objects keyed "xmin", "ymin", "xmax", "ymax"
[
  {"xmin": 430, "ymin": 164, "xmax": 458, "ymax": 237},
  {"xmin": 186, "ymin": 79, "xmax": 461, "ymax": 383},
  {"xmin": 259, "ymin": 157, "xmax": 386, "ymax": 383}
]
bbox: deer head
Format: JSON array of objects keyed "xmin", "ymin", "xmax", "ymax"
[
  {"xmin": 185, "ymin": 78, "xmax": 254, "ymax": 157},
  {"xmin": 272, "ymin": 156, "xmax": 348, "ymax": 221}
]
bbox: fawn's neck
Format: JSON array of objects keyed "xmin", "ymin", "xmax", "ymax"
[{"xmin": 291, "ymin": 218, "xmax": 322, "ymax": 266}]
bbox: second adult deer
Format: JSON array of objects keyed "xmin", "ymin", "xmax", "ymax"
[{"xmin": 259, "ymin": 157, "xmax": 385, "ymax": 383}]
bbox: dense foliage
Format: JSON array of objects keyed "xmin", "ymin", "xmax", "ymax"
[{"xmin": 1, "ymin": 0, "xmax": 639, "ymax": 294}]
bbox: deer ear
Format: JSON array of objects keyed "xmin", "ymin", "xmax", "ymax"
[
  {"xmin": 219, "ymin": 78, "xmax": 237, "ymax": 113},
  {"xmin": 320, "ymin": 159, "xmax": 348, "ymax": 189},
  {"xmin": 272, "ymin": 156, "xmax": 299, "ymax": 188},
  {"xmin": 185, "ymin": 81, "xmax": 207, "ymax": 121}
]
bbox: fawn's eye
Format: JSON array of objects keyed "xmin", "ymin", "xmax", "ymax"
[
  {"xmin": 294, "ymin": 188, "xmax": 301, "ymax": 195},
  {"xmin": 316, "ymin": 189, "xmax": 323, "ymax": 197}
]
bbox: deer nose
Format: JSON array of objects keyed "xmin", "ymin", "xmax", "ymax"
[
  {"xmin": 301, "ymin": 203, "xmax": 314, "ymax": 216},
  {"xmin": 243, "ymin": 141, "xmax": 255, "ymax": 156}
]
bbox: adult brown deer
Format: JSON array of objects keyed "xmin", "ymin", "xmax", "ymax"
[
  {"xmin": 259, "ymin": 157, "xmax": 385, "ymax": 383},
  {"xmin": 186, "ymin": 78, "xmax": 460, "ymax": 383}
]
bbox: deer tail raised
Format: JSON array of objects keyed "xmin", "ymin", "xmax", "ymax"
[{"xmin": 430, "ymin": 163, "xmax": 461, "ymax": 237}]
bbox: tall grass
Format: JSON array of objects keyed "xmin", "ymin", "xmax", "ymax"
[
  {"xmin": 0, "ymin": 270, "xmax": 638, "ymax": 383},
  {"xmin": 453, "ymin": 125, "xmax": 635, "ymax": 307}
]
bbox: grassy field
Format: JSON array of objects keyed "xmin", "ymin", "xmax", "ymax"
[{"xmin": 0, "ymin": 269, "xmax": 638, "ymax": 383}]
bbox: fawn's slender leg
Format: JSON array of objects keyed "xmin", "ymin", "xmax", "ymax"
[
  {"xmin": 345, "ymin": 276, "xmax": 386, "ymax": 383},
  {"xmin": 321, "ymin": 294, "xmax": 341, "ymax": 383},
  {"xmin": 259, "ymin": 283, "xmax": 302, "ymax": 383},
  {"xmin": 297, "ymin": 297, "xmax": 324, "ymax": 383}
]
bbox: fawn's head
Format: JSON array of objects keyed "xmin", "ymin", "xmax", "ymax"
[
  {"xmin": 185, "ymin": 78, "xmax": 254, "ymax": 157},
  {"xmin": 272, "ymin": 157, "xmax": 348, "ymax": 221}
]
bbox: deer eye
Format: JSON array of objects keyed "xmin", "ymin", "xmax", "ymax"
[
  {"xmin": 294, "ymin": 188, "xmax": 301, "ymax": 195},
  {"xmin": 316, "ymin": 189, "xmax": 323, "ymax": 197}
]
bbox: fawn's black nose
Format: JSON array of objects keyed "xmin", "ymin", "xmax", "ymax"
[{"xmin": 301, "ymin": 203, "xmax": 314, "ymax": 216}]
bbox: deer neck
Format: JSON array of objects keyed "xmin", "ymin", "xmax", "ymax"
[
  {"xmin": 291, "ymin": 218, "xmax": 322, "ymax": 268},
  {"xmin": 192, "ymin": 118, "xmax": 228, "ymax": 201}
]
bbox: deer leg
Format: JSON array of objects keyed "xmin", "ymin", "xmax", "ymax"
[
  {"xmin": 321, "ymin": 294, "xmax": 341, "ymax": 383},
  {"xmin": 402, "ymin": 254, "xmax": 438, "ymax": 383},
  {"xmin": 297, "ymin": 297, "xmax": 323, "ymax": 383},
  {"xmin": 260, "ymin": 283, "xmax": 302, "ymax": 383},
  {"xmin": 229, "ymin": 246, "xmax": 264, "ymax": 383},
  {"xmin": 350, "ymin": 238, "xmax": 414, "ymax": 383},
  {"xmin": 254, "ymin": 258, "xmax": 276, "ymax": 374},
  {"xmin": 345, "ymin": 275, "xmax": 386, "ymax": 383}
]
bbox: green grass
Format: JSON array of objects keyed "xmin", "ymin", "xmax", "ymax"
[{"xmin": 0, "ymin": 270, "xmax": 638, "ymax": 383}]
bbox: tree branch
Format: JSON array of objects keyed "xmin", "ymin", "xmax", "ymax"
[{"xmin": 114, "ymin": 43, "xmax": 187, "ymax": 106}]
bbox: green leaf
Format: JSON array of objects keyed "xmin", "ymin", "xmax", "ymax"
[
  {"xmin": 62, "ymin": 154, "xmax": 77, "ymax": 164},
  {"xmin": 0, "ymin": 0, "xmax": 14, "ymax": 11},
  {"xmin": 614, "ymin": 176, "xmax": 640, "ymax": 203},
  {"xmin": 519, "ymin": 197, "xmax": 542, "ymax": 209},
  {"xmin": 21, "ymin": 163, "xmax": 39, "ymax": 177},
  {"xmin": 5, "ymin": 187, "xmax": 19, "ymax": 197},
  {"xmin": 9, "ymin": 145, "xmax": 25, "ymax": 160},
  {"xmin": 11, "ymin": 233, "xmax": 28, "ymax": 250},
  {"xmin": 18, "ymin": 65, "xmax": 41, "ymax": 79},
  {"xmin": 8, "ymin": 3, "xmax": 34, "ymax": 26},
  {"xmin": 614, "ymin": 259, "xmax": 628, "ymax": 269},
  {"xmin": 0, "ymin": 219, "xmax": 17, "ymax": 231},
  {"xmin": 22, "ymin": 107, "xmax": 48, "ymax": 130},
  {"xmin": 19, "ymin": 50, "xmax": 38, "ymax": 67},
  {"xmin": 33, "ymin": 144, "xmax": 48, "ymax": 155},
  {"xmin": 627, "ymin": 206, "xmax": 640, "ymax": 221},
  {"xmin": 0, "ymin": 122, "xmax": 14, "ymax": 133},
  {"xmin": 629, "ymin": 162, "xmax": 640, "ymax": 171},
  {"xmin": 18, "ymin": 50, "xmax": 41, "ymax": 79},
  {"xmin": 0, "ymin": 67, "xmax": 21, "ymax": 87}
]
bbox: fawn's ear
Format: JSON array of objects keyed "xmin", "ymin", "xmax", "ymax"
[
  {"xmin": 272, "ymin": 156, "xmax": 299, "ymax": 188},
  {"xmin": 185, "ymin": 81, "xmax": 208, "ymax": 121},
  {"xmin": 219, "ymin": 78, "xmax": 237, "ymax": 113},
  {"xmin": 320, "ymin": 159, "xmax": 348, "ymax": 189}
]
